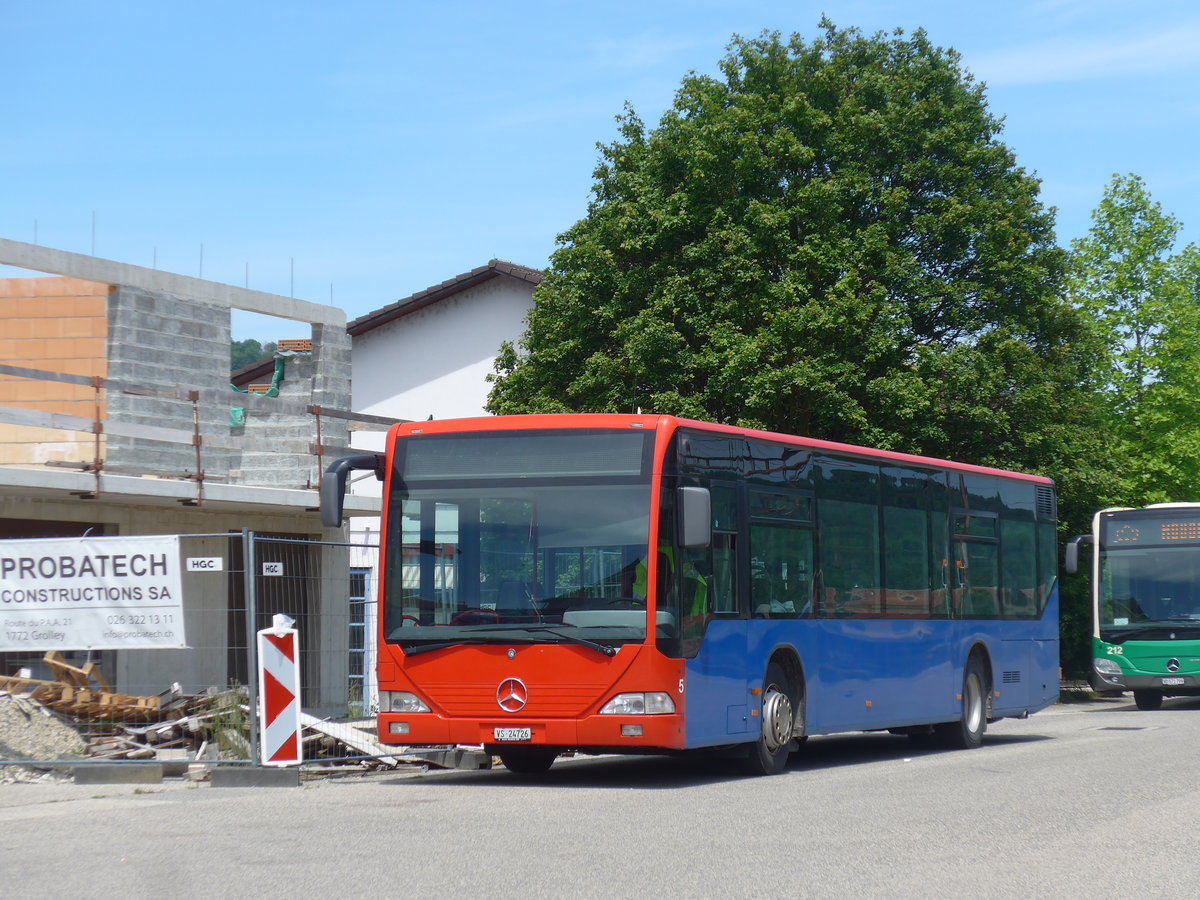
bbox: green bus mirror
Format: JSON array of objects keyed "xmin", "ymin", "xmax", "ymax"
[{"xmin": 1064, "ymin": 534, "xmax": 1091, "ymax": 575}]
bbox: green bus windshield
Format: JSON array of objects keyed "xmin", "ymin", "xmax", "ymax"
[{"xmin": 1099, "ymin": 510, "xmax": 1200, "ymax": 635}]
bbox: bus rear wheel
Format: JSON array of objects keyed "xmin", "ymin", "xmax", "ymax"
[
  {"xmin": 495, "ymin": 746, "xmax": 558, "ymax": 774},
  {"xmin": 1133, "ymin": 690, "xmax": 1164, "ymax": 711},
  {"xmin": 937, "ymin": 655, "xmax": 987, "ymax": 749},
  {"xmin": 745, "ymin": 661, "xmax": 796, "ymax": 776}
]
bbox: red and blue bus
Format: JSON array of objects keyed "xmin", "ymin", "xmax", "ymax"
[{"xmin": 321, "ymin": 414, "xmax": 1059, "ymax": 775}]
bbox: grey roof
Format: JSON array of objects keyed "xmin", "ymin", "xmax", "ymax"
[{"xmin": 348, "ymin": 259, "xmax": 543, "ymax": 337}]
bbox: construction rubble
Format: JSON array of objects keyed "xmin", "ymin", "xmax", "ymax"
[{"xmin": 1, "ymin": 651, "xmax": 451, "ymax": 781}]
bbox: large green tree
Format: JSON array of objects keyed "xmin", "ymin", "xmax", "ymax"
[
  {"xmin": 490, "ymin": 22, "xmax": 1096, "ymax": 477},
  {"xmin": 1067, "ymin": 173, "xmax": 1200, "ymax": 504}
]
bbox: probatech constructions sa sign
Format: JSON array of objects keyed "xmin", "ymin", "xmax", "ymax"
[{"xmin": 0, "ymin": 535, "xmax": 186, "ymax": 651}]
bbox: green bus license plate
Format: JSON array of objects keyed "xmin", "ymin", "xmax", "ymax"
[
  {"xmin": 1162, "ymin": 677, "xmax": 1185, "ymax": 686},
  {"xmin": 494, "ymin": 727, "xmax": 532, "ymax": 742}
]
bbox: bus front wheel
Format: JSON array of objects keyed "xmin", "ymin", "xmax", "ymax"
[
  {"xmin": 745, "ymin": 661, "xmax": 797, "ymax": 776},
  {"xmin": 1133, "ymin": 690, "xmax": 1164, "ymax": 711},
  {"xmin": 938, "ymin": 655, "xmax": 987, "ymax": 749}
]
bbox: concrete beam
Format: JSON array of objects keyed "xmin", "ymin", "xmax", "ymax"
[
  {"xmin": 210, "ymin": 766, "xmax": 301, "ymax": 788},
  {"xmin": 0, "ymin": 238, "xmax": 344, "ymax": 327},
  {"xmin": 0, "ymin": 465, "xmax": 382, "ymax": 517},
  {"xmin": 73, "ymin": 763, "xmax": 164, "ymax": 784}
]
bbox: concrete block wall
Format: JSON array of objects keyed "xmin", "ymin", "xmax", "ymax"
[
  {"xmin": 235, "ymin": 326, "xmax": 351, "ymax": 489},
  {"xmin": 311, "ymin": 321, "xmax": 351, "ymax": 478},
  {"xmin": 235, "ymin": 353, "xmax": 321, "ymax": 488},
  {"xmin": 105, "ymin": 286, "xmax": 234, "ymax": 480},
  {"xmin": 0, "ymin": 277, "xmax": 110, "ymax": 466},
  {"xmin": 311, "ymin": 323, "xmax": 352, "ymax": 413}
]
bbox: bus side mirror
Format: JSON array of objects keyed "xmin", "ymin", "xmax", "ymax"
[
  {"xmin": 320, "ymin": 454, "xmax": 384, "ymax": 528},
  {"xmin": 678, "ymin": 486, "xmax": 712, "ymax": 549},
  {"xmin": 1064, "ymin": 534, "xmax": 1091, "ymax": 575}
]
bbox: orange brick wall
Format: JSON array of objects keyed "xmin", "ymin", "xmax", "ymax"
[{"xmin": 0, "ymin": 277, "xmax": 110, "ymax": 465}]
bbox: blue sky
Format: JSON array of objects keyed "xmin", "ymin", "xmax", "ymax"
[{"xmin": 4, "ymin": 1, "xmax": 1199, "ymax": 339}]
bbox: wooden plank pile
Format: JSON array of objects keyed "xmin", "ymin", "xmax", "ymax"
[
  {"xmin": 82, "ymin": 700, "xmax": 409, "ymax": 769},
  {"xmin": 0, "ymin": 651, "xmax": 177, "ymax": 721},
  {"xmin": 1, "ymin": 652, "xmax": 415, "ymax": 771}
]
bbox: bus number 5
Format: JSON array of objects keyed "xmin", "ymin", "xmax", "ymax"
[{"xmin": 678, "ymin": 679, "xmax": 685, "ymax": 694}]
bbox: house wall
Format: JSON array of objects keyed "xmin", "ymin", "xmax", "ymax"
[
  {"xmin": 351, "ymin": 276, "xmax": 534, "ymax": 421},
  {"xmin": 0, "ymin": 277, "xmax": 110, "ymax": 466}
]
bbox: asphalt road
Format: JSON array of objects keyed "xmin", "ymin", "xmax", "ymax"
[{"xmin": 3, "ymin": 695, "xmax": 1199, "ymax": 899}]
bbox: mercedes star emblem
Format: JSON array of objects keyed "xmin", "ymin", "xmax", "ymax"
[{"xmin": 497, "ymin": 677, "xmax": 528, "ymax": 713}]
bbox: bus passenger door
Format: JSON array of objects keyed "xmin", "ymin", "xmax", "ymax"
[{"xmin": 681, "ymin": 484, "xmax": 754, "ymax": 745}]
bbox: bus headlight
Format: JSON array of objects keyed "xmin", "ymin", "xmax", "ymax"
[
  {"xmin": 380, "ymin": 691, "xmax": 430, "ymax": 713},
  {"xmin": 599, "ymin": 692, "xmax": 675, "ymax": 715},
  {"xmin": 1093, "ymin": 657, "xmax": 1123, "ymax": 677}
]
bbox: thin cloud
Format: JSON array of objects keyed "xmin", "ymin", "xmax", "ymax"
[
  {"xmin": 971, "ymin": 22, "xmax": 1200, "ymax": 86},
  {"xmin": 589, "ymin": 32, "xmax": 713, "ymax": 70}
]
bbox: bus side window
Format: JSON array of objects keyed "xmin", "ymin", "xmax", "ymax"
[
  {"xmin": 749, "ymin": 522, "xmax": 811, "ymax": 618},
  {"xmin": 817, "ymin": 497, "xmax": 880, "ymax": 617},
  {"xmin": 676, "ymin": 483, "xmax": 737, "ymax": 656},
  {"xmin": 706, "ymin": 532, "xmax": 737, "ymax": 614},
  {"xmin": 883, "ymin": 505, "xmax": 930, "ymax": 617},
  {"xmin": 682, "ymin": 484, "xmax": 737, "ymax": 616},
  {"xmin": 1001, "ymin": 518, "xmax": 1037, "ymax": 617}
]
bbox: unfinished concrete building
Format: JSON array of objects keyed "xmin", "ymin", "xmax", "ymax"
[{"xmin": 0, "ymin": 238, "xmax": 386, "ymax": 716}]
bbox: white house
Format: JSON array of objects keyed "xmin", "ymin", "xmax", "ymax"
[{"xmin": 349, "ymin": 259, "xmax": 542, "ymax": 422}]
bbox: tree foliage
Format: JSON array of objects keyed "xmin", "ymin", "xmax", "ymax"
[
  {"xmin": 1067, "ymin": 173, "xmax": 1200, "ymax": 504},
  {"xmin": 489, "ymin": 22, "xmax": 1096, "ymax": 480},
  {"xmin": 230, "ymin": 338, "xmax": 278, "ymax": 371}
]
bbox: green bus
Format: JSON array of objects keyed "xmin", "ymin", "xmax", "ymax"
[{"xmin": 1066, "ymin": 504, "xmax": 1200, "ymax": 709}]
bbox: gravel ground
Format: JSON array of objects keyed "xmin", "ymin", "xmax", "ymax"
[{"xmin": 0, "ymin": 692, "xmax": 86, "ymax": 784}]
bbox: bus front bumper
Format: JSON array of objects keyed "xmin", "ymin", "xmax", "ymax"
[
  {"xmin": 377, "ymin": 712, "xmax": 686, "ymax": 751},
  {"xmin": 1091, "ymin": 665, "xmax": 1200, "ymax": 694}
]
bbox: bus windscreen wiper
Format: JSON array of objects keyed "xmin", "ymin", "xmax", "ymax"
[
  {"xmin": 519, "ymin": 625, "xmax": 618, "ymax": 657},
  {"xmin": 401, "ymin": 637, "xmax": 500, "ymax": 657},
  {"xmin": 400, "ymin": 626, "xmax": 617, "ymax": 658}
]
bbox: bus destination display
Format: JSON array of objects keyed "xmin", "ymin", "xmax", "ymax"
[{"xmin": 1101, "ymin": 514, "xmax": 1200, "ymax": 546}]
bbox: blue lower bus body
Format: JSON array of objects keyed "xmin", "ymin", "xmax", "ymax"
[{"xmin": 682, "ymin": 588, "xmax": 1060, "ymax": 748}]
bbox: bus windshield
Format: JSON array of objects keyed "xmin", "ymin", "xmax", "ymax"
[
  {"xmin": 381, "ymin": 429, "xmax": 658, "ymax": 651},
  {"xmin": 1101, "ymin": 546, "xmax": 1200, "ymax": 632},
  {"xmin": 1098, "ymin": 510, "xmax": 1200, "ymax": 639}
]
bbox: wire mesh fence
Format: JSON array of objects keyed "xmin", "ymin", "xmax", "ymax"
[{"xmin": 0, "ymin": 532, "xmax": 395, "ymax": 777}]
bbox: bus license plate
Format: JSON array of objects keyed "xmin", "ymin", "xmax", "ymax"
[
  {"xmin": 1162, "ymin": 677, "xmax": 1185, "ymax": 686},
  {"xmin": 494, "ymin": 727, "xmax": 532, "ymax": 742}
]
